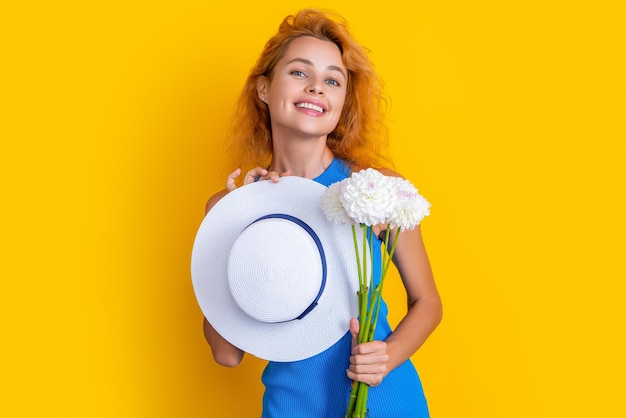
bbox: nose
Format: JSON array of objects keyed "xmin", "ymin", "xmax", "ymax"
[{"xmin": 306, "ymin": 80, "xmax": 324, "ymax": 95}]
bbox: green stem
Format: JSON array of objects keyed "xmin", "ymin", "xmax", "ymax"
[
  {"xmin": 347, "ymin": 228, "xmax": 404, "ymax": 417},
  {"xmin": 354, "ymin": 381, "xmax": 369, "ymax": 417},
  {"xmin": 351, "ymin": 225, "xmax": 362, "ymax": 287},
  {"xmin": 353, "ymin": 224, "xmax": 368, "ymax": 348},
  {"xmin": 358, "ymin": 225, "xmax": 368, "ymax": 343},
  {"xmin": 369, "ymin": 287, "xmax": 382, "ymax": 341},
  {"xmin": 382, "ymin": 227, "xmax": 401, "ymax": 278},
  {"xmin": 361, "ymin": 227, "xmax": 378, "ymax": 344},
  {"xmin": 371, "ymin": 228, "xmax": 402, "ymax": 341},
  {"xmin": 345, "ymin": 381, "xmax": 358, "ymax": 417},
  {"xmin": 362, "ymin": 224, "xmax": 368, "ymax": 289},
  {"xmin": 382, "ymin": 228, "xmax": 391, "ymax": 278}
]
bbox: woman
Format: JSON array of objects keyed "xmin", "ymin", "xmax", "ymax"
[{"xmin": 202, "ymin": 9, "xmax": 442, "ymax": 417}]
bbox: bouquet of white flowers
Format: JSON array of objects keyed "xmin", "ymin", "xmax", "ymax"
[{"xmin": 321, "ymin": 168, "xmax": 431, "ymax": 418}]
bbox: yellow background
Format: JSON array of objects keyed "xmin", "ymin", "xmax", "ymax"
[{"xmin": 2, "ymin": 0, "xmax": 625, "ymax": 416}]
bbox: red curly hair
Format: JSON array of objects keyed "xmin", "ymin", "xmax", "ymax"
[{"xmin": 227, "ymin": 9, "xmax": 390, "ymax": 173}]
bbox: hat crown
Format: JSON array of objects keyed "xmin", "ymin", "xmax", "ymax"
[{"xmin": 227, "ymin": 215, "xmax": 326, "ymax": 323}]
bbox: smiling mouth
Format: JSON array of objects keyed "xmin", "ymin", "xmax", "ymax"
[{"xmin": 295, "ymin": 102, "xmax": 325, "ymax": 113}]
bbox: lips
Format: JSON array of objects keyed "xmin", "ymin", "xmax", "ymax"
[{"xmin": 295, "ymin": 101, "xmax": 327, "ymax": 113}]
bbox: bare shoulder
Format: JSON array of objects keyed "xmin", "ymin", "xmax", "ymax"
[
  {"xmin": 377, "ymin": 167, "xmax": 403, "ymax": 178},
  {"xmin": 205, "ymin": 189, "xmax": 229, "ymax": 215},
  {"xmin": 351, "ymin": 164, "xmax": 404, "ymax": 179}
]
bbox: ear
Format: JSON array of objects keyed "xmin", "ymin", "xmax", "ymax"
[{"xmin": 256, "ymin": 76, "xmax": 269, "ymax": 102}]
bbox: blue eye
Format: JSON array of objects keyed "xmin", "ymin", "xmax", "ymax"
[
  {"xmin": 291, "ymin": 70, "xmax": 306, "ymax": 77},
  {"xmin": 326, "ymin": 79, "xmax": 340, "ymax": 87}
]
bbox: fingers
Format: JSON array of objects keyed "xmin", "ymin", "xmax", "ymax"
[
  {"xmin": 226, "ymin": 167, "xmax": 268, "ymax": 192},
  {"xmin": 226, "ymin": 168, "xmax": 242, "ymax": 192},
  {"xmin": 266, "ymin": 171, "xmax": 280, "ymax": 183},
  {"xmin": 226, "ymin": 167, "xmax": 292, "ymax": 191},
  {"xmin": 243, "ymin": 167, "xmax": 269, "ymax": 186},
  {"xmin": 349, "ymin": 318, "xmax": 360, "ymax": 349},
  {"xmin": 347, "ymin": 340, "xmax": 389, "ymax": 387},
  {"xmin": 351, "ymin": 340, "xmax": 388, "ymax": 358},
  {"xmin": 258, "ymin": 170, "xmax": 291, "ymax": 183}
]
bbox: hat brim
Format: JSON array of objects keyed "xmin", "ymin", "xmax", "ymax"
[{"xmin": 191, "ymin": 176, "xmax": 360, "ymax": 362}]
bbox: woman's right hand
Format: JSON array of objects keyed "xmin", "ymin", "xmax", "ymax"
[{"xmin": 226, "ymin": 167, "xmax": 291, "ymax": 192}]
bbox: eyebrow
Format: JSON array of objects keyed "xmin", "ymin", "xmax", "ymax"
[{"xmin": 286, "ymin": 57, "xmax": 347, "ymax": 79}]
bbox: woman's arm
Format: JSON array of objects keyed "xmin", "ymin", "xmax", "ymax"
[
  {"xmin": 384, "ymin": 225, "xmax": 442, "ymax": 367},
  {"xmin": 200, "ymin": 167, "xmax": 288, "ymax": 367},
  {"xmin": 202, "ymin": 187, "xmax": 246, "ymax": 367},
  {"xmin": 203, "ymin": 316, "xmax": 244, "ymax": 367}
]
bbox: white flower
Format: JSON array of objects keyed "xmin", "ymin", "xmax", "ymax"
[
  {"xmin": 320, "ymin": 180, "xmax": 352, "ymax": 224},
  {"xmin": 340, "ymin": 168, "xmax": 398, "ymax": 226},
  {"xmin": 388, "ymin": 177, "xmax": 431, "ymax": 230}
]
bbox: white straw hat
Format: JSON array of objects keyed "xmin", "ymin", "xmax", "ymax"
[{"xmin": 191, "ymin": 176, "xmax": 361, "ymax": 362}]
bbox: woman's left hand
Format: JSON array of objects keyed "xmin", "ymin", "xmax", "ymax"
[
  {"xmin": 347, "ymin": 318, "xmax": 389, "ymax": 387},
  {"xmin": 225, "ymin": 167, "xmax": 291, "ymax": 192}
]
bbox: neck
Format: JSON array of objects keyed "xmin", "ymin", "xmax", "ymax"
[{"xmin": 270, "ymin": 134, "xmax": 335, "ymax": 179}]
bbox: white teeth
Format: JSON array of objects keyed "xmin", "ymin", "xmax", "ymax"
[{"xmin": 296, "ymin": 102, "xmax": 324, "ymax": 113}]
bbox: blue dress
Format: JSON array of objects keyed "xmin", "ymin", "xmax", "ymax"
[{"xmin": 261, "ymin": 158, "xmax": 430, "ymax": 417}]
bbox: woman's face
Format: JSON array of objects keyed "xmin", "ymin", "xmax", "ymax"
[{"xmin": 257, "ymin": 36, "xmax": 347, "ymax": 140}]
